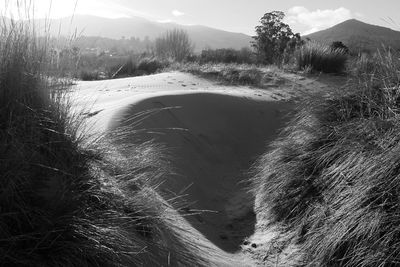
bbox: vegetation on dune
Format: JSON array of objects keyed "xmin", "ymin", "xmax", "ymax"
[
  {"xmin": 0, "ymin": 17, "xmax": 231, "ymax": 267},
  {"xmin": 175, "ymin": 62, "xmax": 265, "ymax": 86},
  {"xmin": 330, "ymin": 41, "xmax": 350, "ymax": 54},
  {"xmin": 107, "ymin": 55, "xmax": 166, "ymax": 79},
  {"xmin": 199, "ymin": 47, "xmax": 256, "ymax": 64},
  {"xmin": 5, "ymin": 3, "xmax": 400, "ymax": 266},
  {"xmin": 155, "ymin": 29, "xmax": 194, "ymax": 62},
  {"xmin": 72, "ymin": 29, "xmax": 191, "ymax": 80},
  {"xmin": 252, "ymin": 49, "xmax": 400, "ymax": 266},
  {"xmin": 74, "ymin": 55, "xmax": 167, "ymax": 80},
  {"xmin": 295, "ymin": 41, "xmax": 348, "ymax": 73}
]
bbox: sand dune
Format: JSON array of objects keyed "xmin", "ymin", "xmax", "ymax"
[
  {"xmin": 73, "ymin": 72, "xmax": 292, "ymax": 259},
  {"xmin": 70, "ymin": 72, "xmax": 289, "ymax": 134},
  {"xmin": 109, "ymin": 92, "xmax": 291, "ymax": 252}
]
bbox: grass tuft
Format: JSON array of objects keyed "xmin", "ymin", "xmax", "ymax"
[
  {"xmin": 0, "ymin": 14, "xmax": 232, "ymax": 267},
  {"xmin": 108, "ymin": 56, "xmax": 167, "ymax": 79},
  {"xmin": 296, "ymin": 41, "xmax": 348, "ymax": 74},
  {"xmin": 252, "ymin": 49, "xmax": 400, "ymax": 266}
]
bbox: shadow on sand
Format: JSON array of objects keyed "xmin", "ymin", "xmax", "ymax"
[{"xmin": 109, "ymin": 92, "xmax": 292, "ymax": 252}]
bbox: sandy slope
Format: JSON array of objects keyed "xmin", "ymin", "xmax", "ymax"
[
  {"xmin": 71, "ymin": 71, "xmax": 294, "ymax": 264},
  {"xmin": 70, "ymin": 72, "xmax": 290, "ymax": 133},
  {"xmin": 109, "ymin": 93, "xmax": 291, "ymax": 253}
]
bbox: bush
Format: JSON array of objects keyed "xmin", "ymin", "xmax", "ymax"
[
  {"xmin": 108, "ymin": 56, "xmax": 166, "ymax": 79},
  {"xmin": 79, "ymin": 69, "xmax": 101, "ymax": 80},
  {"xmin": 296, "ymin": 41, "xmax": 348, "ymax": 73},
  {"xmin": 109, "ymin": 55, "xmax": 138, "ymax": 78},
  {"xmin": 253, "ymin": 50, "xmax": 400, "ymax": 266},
  {"xmin": 199, "ymin": 48, "xmax": 255, "ymax": 64},
  {"xmin": 237, "ymin": 68, "xmax": 263, "ymax": 84},
  {"xmin": 216, "ymin": 66, "xmax": 263, "ymax": 86},
  {"xmin": 154, "ymin": 29, "xmax": 194, "ymax": 62},
  {"xmin": 179, "ymin": 62, "xmax": 264, "ymax": 86},
  {"xmin": 137, "ymin": 57, "xmax": 165, "ymax": 75}
]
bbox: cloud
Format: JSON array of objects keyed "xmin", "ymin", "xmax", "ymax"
[
  {"xmin": 157, "ymin": 19, "xmax": 173, "ymax": 23},
  {"xmin": 172, "ymin": 9, "xmax": 184, "ymax": 17},
  {"xmin": 287, "ymin": 6, "xmax": 354, "ymax": 35}
]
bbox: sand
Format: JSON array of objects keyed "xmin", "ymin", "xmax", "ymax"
[
  {"xmin": 70, "ymin": 72, "xmax": 290, "ymax": 134},
  {"xmin": 109, "ymin": 92, "xmax": 291, "ymax": 252},
  {"xmin": 71, "ymin": 71, "xmax": 293, "ymax": 259}
]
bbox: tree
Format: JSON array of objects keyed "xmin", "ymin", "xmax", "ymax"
[
  {"xmin": 155, "ymin": 29, "xmax": 194, "ymax": 62},
  {"xmin": 252, "ymin": 11, "xmax": 300, "ymax": 64}
]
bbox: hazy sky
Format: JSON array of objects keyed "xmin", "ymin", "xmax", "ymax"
[{"xmin": 3, "ymin": 0, "xmax": 400, "ymax": 35}]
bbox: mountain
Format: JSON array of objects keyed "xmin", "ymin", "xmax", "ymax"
[
  {"xmin": 34, "ymin": 15, "xmax": 251, "ymax": 52},
  {"xmin": 305, "ymin": 19, "xmax": 400, "ymax": 52}
]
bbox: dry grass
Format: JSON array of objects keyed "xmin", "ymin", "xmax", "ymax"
[
  {"xmin": 174, "ymin": 62, "xmax": 266, "ymax": 87},
  {"xmin": 108, "ymin": 56, "xmax": 167, "ymax": 79},
  {"xmin": 252, "ymin": 49, "xmax": 400, "ymax": 266},
  {"xmin": 296, "ymin": 41, "xmax": 348, "ymax": 74},
  {"xmin": 0, "ymin": 14, "xmax": 232, "ymax": 267}
]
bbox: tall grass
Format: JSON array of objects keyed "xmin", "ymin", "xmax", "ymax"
[
  {"xmin": 0, "ymin": 15, "xmax": 232, "ymax": 267},
  {"xmin": 108, "ymin": 56, "xmax": 166, "ymax": 79},
  {"xmin": 252, "ymin": 50, "xmax": 400, "ymax": 266},
  {"xmin": 296, "ymin": 41, "xmax": 348, "ymax": 74}
]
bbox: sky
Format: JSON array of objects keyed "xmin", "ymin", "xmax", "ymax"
[{"xmin": 3, "ymin": 0, "xmax": 400, "ymax": 35}]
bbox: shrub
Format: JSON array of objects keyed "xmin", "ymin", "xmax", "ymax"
[
  {"xmin": 109, "ymin": 55, "xmax": 139, "ymax": 78},
  {"xmin": 237, "ymin": 68, "xmax": 263, "ymax": 84},
  {"xmin": 137, "ymin": 57, "xmax": 166, "ymax": 75},
  {"xmin": 154, "ymin": 29, "xmax": 194, "ymax": 62},
  {"xmin": 182, "ymin": 63, "xmax": 264, "ymax": 86},
  {"xmin": 107, "ymin": 56, "xmax": 167, "ymax": 78},
  {"xmin": 199, "ymin": 48, "xmax": 255, "ymax": 64},
  {"xmin": 296, "ymin": 41, "xmax": 348, "ymax": 73},
  {"xmin": 79, "ymin": 69, "xmax": 101, "ymax": 80},
  {"xmin": 253, "ymin": 50, "xmax": 400, "ymax": 266}
]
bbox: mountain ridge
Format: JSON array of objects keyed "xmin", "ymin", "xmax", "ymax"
[
  {"xmin": 305, "ymin": 19, "xmax": 400, "ymax": 52},
  {"xmin": 31, "ymin": 15, "xmax": 252, "ymax": 52}
]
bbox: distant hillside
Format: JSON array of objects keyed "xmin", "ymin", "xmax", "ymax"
[
  {"xmin": 305, "ymin": 19, "xmax": 400, "ymax": 52},
  {"xmin": 34, "ymin": 15, "xmax": 251, "ymax": 52}
]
